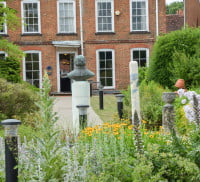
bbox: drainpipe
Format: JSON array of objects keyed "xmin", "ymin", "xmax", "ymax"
[
  {"xmin": 156, "ymin": 0, "xmax": 159, "ymax": 37},
  {"xmin": 183, "ymin": 0, "xmax": 186, "ymax": 28},
  {"xmin": 79, "ymin": 0, "xmax": 84, "ymax": 55}
]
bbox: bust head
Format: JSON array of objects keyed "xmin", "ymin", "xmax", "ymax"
[{"xmin": 74, "ymin": 55, "xmax": 85, "ymax": 67}]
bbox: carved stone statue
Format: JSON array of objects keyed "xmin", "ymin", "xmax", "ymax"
[{"xmin": 67, "ymin": 55, "xmax": 94, "ymax": 81}]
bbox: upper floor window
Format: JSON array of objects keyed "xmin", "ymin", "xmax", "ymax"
[
  {"xmin": 0, "ymin": 2, "xmax": 7, "ymax": 34},
  {"xmin": 23, "ymin": 51, "xmax": 42, "ymax": 88},
  {"xmin": 57, "ymin": 0, "xmax": 76, "ymax": 33},
  {"xmin": 96, "ymin": 49, "xmax": 115, "ymax": 89},
  {"xmin": 96, "ymin": 0, "xmax": 114, "ymax": 32},
  {"xmin": 21, "ymin": 0, "xmax": 41, "ymax": 34},
  {"xmin": 130, "ymin": 0, "xmax": 148, "ymax": 32},
  {"xmin": 131, "ymin": 48, "xmax": 149, "ymax": 67}
]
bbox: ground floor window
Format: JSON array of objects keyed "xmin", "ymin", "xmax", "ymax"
[
  {"xmin": 23, "ymin": 51, "xmax": 41, "ymax": 88},
  {"xmin": 0, "ymin": 51, "xmax": 6, "ymax": 59},
  {"xmin": 131, "ymin": 48, "xmax": 149, "ymax": 67},
  {"xmin": 96, "ymin": 49, "xmax": 115, "ymax": 88}
]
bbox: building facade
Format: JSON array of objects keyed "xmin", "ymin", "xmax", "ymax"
[
  {"xmin": 185, "ymin": 0, "xmax": 200, "ymax": 27},
  {"xmin": 0, "ymin": 0, "xmax": 166, "ymax": 93}
]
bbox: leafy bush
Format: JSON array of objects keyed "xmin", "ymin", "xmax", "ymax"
[
  {"xmin": 0, "ymin": 78, "xmax": 39, "ymax": 121},
  {"xmin": 0, "ymin": 56, "xmax": 21, "ymax": 83},
  {"xmin": 170, "ymin": 52, "xmax": 200, "ymax": 88},
  {"xmin": 122, "ymin": 81, "xmax": 168, "ymax": 127},
  {"xmin": 147, "ymin": 27, "xmax": 200, "ymax": 88}
]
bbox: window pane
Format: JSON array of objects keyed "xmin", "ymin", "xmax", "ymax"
[
  {"xmin": 133, "ymin": 51, "xmax": 139, "ymax": 59},
  {"xmin": 100, "ymin": 61, "xmax": 106, "ymax": 68},
  {"xmin": 106, "ymin": 78, "xmax": 113, "ymax": 86},
  {"xmin": 100, "ymin": 70, "xmax": 106, "ymax": 77},
  {"xmin": 26, "ymin": 72, "xmax": 32, "ymax": 79},
  {"xmin": 106, "ymin": 70, "xmax": 112, "ymax": 77},
  {"xmin": 106, "ymin": 61, "xmax": 112, "ymax": 68},
  {"xmin": 99, "ymin": 52, "xmax": 105, "ymax": 60},
  {"xmin": 140, "ymin": 50, "xmax": 146, "ymax": 58},
  {"xmin": 26, "ymin": 62, "xmax": 32, "ymax": 70}
]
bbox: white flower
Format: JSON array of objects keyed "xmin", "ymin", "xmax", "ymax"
[{"xmin": 181, "ymin": 99, "xmax": 187, "ymax": 105}]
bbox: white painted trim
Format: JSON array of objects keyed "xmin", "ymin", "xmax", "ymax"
[
  {"xmin": 56, "ymin": 50, "xmax": 77, "ymax": 92},
  {"xmin": 57, "ymin": 0, "xmax": 76, "ymax": 33},
  {"xmin": 95, "ymin": 0, "xmax": 114, "ymax": 33},
  {"xmin": 130, "ymin": 47, "xmax": 149, "ymax": 67},
  {"xmin": 130, "ymin": 0, "xmax": 149, "ymax": 32},
  {"xmin": 96, "ymin": 49, "xmax": 115, "ymax": 89},
  {"xmin": 21, "ymin": 0, "xmax": 41, "ymax": 34},
  {"xmin": 0, "ymin": 1, "xmax": 7, "ymax": 34},
  {"xmin": 23, "ymin": 50, "xmax": 42, "ymax": 88}
]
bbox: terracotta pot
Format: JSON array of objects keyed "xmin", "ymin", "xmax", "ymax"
[{"xmin": 175, "ymin": 79, "xmax": 185, "ymax": 89}]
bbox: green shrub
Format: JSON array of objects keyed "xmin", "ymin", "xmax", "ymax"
[
  {"xmin": 0, "ymin": 56, "xmax": 21, "ymax": 83},
  {"xmin": 0, "ymin": 78, "xmax": 39, "ymax": 121},
  {"xmin": 146, "ymin": 148, "xmax": 200, "ymax": 181},
  {"xmin": 147, "ymin": 27, "xmax": 200, "ymax": 88},
  {"xmin": 122, "ymin": 81, "xmax": 168, "ymax": 127},
  {"xmin": 170, "ymin": 52, "xmax": 200, "ymax": 88}
]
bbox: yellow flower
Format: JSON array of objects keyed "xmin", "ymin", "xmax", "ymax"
[
  {"xmin": 113, "ymin": 132, "xmax": 119, "ymax": 135},
  {"xmin": 142, "ymin": 120, "xmax": 147, "ymax": 124},
  {"xmin": 144, "ymin": 132, "xmax": 148, "ymax": 135},
  {"xmin": 149, "ymin": 135, "xmax": 154, "ymax": 138},
  {"xmin": 128, "ymin": 125, "xmax": 134, "ymax": 130}
]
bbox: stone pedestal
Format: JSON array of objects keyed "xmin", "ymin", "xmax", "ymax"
[
  {"xmin": 72, "ymin": 81, "xmax": 90, "ymax": 134},
  {"xmin": 162, "ymin": 92, "xmax": 176, "ymax": 133}
]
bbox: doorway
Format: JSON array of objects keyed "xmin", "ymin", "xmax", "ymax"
[{"xmin": 59, "ymin": 53, "xmax": 75, "ymax": 92}]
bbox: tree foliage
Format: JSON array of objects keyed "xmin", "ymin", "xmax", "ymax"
[
  {"xmin": 147, "ymin": 27, "xmax": 200, "ymax": 88},
  {"xmin": 0, "ymin": 56, "xmax": 21, "ymax": 83},
  {"xmin": 166, "ymin": 2, "xmax": 184, "ymax": 14}
]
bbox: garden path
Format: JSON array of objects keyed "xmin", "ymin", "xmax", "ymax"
[{"xmin": 53, "ymin": 96, "xmax": 103, "ymax": 131}]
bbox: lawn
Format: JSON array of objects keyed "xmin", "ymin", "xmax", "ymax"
[{"xmin": 90, "ymin": 94, "xmax": 118, "ymax": 123}]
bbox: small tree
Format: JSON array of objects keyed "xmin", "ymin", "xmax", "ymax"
[
  {"xmin": 166, "ymin": 2, "xmax": 184, "ymax": 15},
  {"xmin": 147, "ymin": 27, "xmax": 200, "ymax": 88}
]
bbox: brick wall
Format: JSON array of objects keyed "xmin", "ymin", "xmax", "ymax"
[
  {"xmin": 185, "ymin": 0, "xmax": 200, "ymax": 27},
  {"xmin": 166, "ymin": 14, "xmax": 184, "ymax": 32}
]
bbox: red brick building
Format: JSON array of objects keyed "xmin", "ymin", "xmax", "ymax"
[
  {"xmin": 185, "ymin": 0, "xmax": 200, "ymax": 27},
  {"xmin": 0, "ymin": 0, "xmax": 166, "ymax": 93}
]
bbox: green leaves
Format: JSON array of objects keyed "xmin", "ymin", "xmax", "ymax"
[{"xmin": 147, "ymin": 27, "xmax": 200, "ymax": 88}]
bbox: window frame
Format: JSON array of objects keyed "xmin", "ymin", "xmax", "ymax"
[
  {"xmin": 57, "ymin": 0, "xmax": 76, "ymax": 34},
  {"xmin": 96, "ymin": 49, "xmax": 115, "ymax": 89},
  {"xmin": 0, "ymin": 1, "xmax": 7, "ymax": 35},
  {"xmin": 95, "ymin": 0, "xmax": 114, "ymax": 33},
  {"xmin": 130, "ymin": 0, "xmax": 149, "ymax": 32},
  {"xmin": 21, "ymin": 0, "xmax": 41, "ymax": 34},
  {"xmin": 131, "ymin": 48, "xmax": 149, "ymax": 67},
  {"xmin": 23, "ymin": 50, "xmax": 42, "ymax": 88}
]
